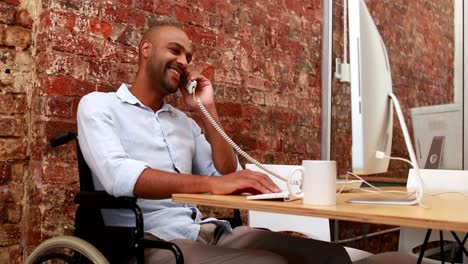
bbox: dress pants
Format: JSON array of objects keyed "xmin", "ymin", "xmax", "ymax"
[{"xmin": 143, "ymin": 223, "xmax": 352, "ymax": 264}]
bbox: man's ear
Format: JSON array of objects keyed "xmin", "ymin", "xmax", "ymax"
[{"xmin": 140, "ymin": 40, "xmax": 152, "ymax": 58}]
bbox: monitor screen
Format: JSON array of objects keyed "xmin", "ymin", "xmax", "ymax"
[{"xmin": 349, "ymin": 0, "xmax": 393, "ymax": 175}]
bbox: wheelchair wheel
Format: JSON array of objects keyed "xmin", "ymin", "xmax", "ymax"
[{"xmin": 26, "ymin": 236, "xmax": 109, "ymax": 264}]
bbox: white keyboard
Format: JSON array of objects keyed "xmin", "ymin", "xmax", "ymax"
[
  {"xmin": 246, "ymin": 191, "xmax": 290, "ymax": 200},
  {"xmin": 246, "ymin": 179, "xmax": 363, "ymax": 201}
]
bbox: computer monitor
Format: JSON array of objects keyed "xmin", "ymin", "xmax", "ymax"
[
  {"xmin": 348, "ymin": 0, "xmax": 423, "ymax": 206},
  {"xmin": 349, "ymin": 0, "xmax": 393, "ymax": 175},
  {"xmin": 410, "ymin": 104, "xmax": 462, "ymax": 170}
]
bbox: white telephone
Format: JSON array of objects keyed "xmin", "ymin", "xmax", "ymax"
[{"xmin": 185, "ymin": 80, "xmax": 298, "ymax": 187}]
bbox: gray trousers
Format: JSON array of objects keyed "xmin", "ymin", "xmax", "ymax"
[{"xmin": 144, "ymin": 223, "xmax": 352, "ymax": 264}]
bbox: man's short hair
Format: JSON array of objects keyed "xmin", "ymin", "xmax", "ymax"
[{"xmin": 146, "ymin": 18, "xmax": 182, "ymax": 30}]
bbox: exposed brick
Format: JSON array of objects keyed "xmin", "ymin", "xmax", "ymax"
[
  {"xmin": 38, "ymin": 10, "xmax": 76, "ymax": 33},
  {"xmin": 0, "ymin": 161, "xmax": 11, "ymax": 184},
  {"xmin": 135, "ymin": 0, "xmax": 154, "ymax": 12},
  {"xmin": 0, "ymin": 2, "xmax": 16, "ymax": 24},
  {"xmin": 0, "ymin": 139, "xmax": 27, "ymax": 159},
  {"xmin": 154, "ymin": 0, "xmax": 172, "ymax": 15},
  {"xmin": 101, "ymin": 2, "xmax": 146, "ymax": 28},
  {"xmin": 0, "ymin": 183, "xmax": 23, "ymax": 203},
  {"xmin": 42, "ymin": 182, "xmax": 78, "ymax": 206},
  {"xmin": 183, "ymin": 26, "xmax": 217, "ymax": 47},
  {"xmin": 217, "ymin": 102, "xmax": 242, "ymax": 117},
  {"xmin": 0, "ymin": 26, "xmax": 31, "ymax": 50},
  {"xmin": 4, "ymin": 90, "xmax": 28, "ymax": 113},
  {"xmin": 14, "ymin": 9, "xmax": 33, "ymax": 28},
  {"xmin": 52, "ymin": 0, "xmax": 101, "ymax": 16},
  {"xmin": 23, "ymin": 206, "xmax": 42, "ymax": 254},
  {"xmin": 0, "ymin": 244, "xmax": 22, "ymax": 264},
  {"xmin": 36, "ymin": 51, "xmax": 89, "ymax": 79},
  {"xmin": 0, "ymin": 203, "xmax": 22, "ymax": 224},
  {"xmin": 43, "ymin": 161, "xmax": 78, "ymax": 185},
  {"xmin": 0, "ymin": 226, "xmax": 21, "ymax": 247},
  {"xmin": 3, "ymin": 0, "xmax": 20, "ymax": 5},
  {"xmin": 174, "ymin": 5, "xmax": 190, "ymax": 23},
  {"xmin": 40, "ymin": 75, "xmax": 96, "ymax": 97},
  {"xmin": 42, "ymin": 206, "xmax": 76, "ymax": 236},
  {"xmin": 89, "ymin": 19, "xmax": 112, "ymax": 39},
  {"xmin": 36, "ymin": 31, "xmax": 104, "ymax": 57},
  {"xmin": 43, "ymin": 120, "xmax": 77, "ymax": 139},
  {"xmin": 103, "ymin": 42, "xmax": 138, "ymax": 64},
  {"xmin": 45, "ymin": 96, "xmax": 73, "ymax": 118}
]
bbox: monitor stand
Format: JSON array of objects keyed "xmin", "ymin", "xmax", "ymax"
[{"xmin": 347, "ymin": 92, "xmax": 423, "ymax": 206}]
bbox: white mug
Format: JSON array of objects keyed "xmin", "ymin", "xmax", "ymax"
[{"xmin": 287, "ymin": 160, "xmax": 337, "ymax": 205}]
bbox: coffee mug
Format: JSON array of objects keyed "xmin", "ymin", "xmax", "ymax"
[{"xmin": 287, "ymin": 160, "xmax": 337, "ymax": 205}]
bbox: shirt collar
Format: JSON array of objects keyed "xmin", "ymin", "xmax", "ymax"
[{"xmin": 116, "ymin": 83, "xmax": 174, "ymax": 113}]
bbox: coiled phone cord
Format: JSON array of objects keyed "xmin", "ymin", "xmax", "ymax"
[{"xmin": 193, "ymin": 93, "xmax": 296, "ymax": 184}]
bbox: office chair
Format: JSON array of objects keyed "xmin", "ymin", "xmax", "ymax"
[{"xmin": 27, "ymin": 132, "xmax": 184, "ymax": 264}]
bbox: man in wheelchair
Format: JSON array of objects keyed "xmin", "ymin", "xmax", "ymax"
[{"xmin": 76, "ymin": 20, "xmax": 351, "ymax": 264}]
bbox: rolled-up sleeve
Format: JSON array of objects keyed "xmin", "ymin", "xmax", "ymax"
[{"xmin": 77, "ymin": 94, "xmax": 148, "ymax": 197}]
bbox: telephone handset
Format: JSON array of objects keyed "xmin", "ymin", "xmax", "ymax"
[
  {"xmin": 186, "ymin": 80, "xmax": 197, "ymax": 94},
  {"xmin": 184, "ymin": 80, "xmax": 299, "ymax": 189}
]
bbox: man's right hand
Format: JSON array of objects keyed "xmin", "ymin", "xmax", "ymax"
[{"xmin": 208, "ymin": 169, "xmax": 282, "ymax": 195}]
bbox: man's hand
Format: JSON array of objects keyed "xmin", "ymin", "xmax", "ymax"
[
  {"xmin": 208, "ymin": 169, "xmax": 283, "ymax": 195},
  {"xmin": 180, "ymin": 72, "xmax": 214, "ymax": 109}
]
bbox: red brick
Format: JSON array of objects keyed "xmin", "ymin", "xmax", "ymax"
[
  {"xmin": 0, "ymin": 244, "xmax": 22, "ymax": 263},
  {"xmin": 42, "ymin": 182, "xmax": 78, "ymax": 206},
  {"xmin": 102, "ymin": 2, "xmax": 146, "ymax": 28},
  {"xmin": 103, "ymin": 42, "xmax": 138, "ymax": 64},
  {"xmin": 45, "ymin": 96, "xmax": 73, "ymax": 118},
  {"xmin": 135, "ymin": 0, "xmax": 154, "ymax": 12},
  {"xmin": 42, "ymin": 206, "xmax": 76, "ymax": 236},
  {"xmin": 7, "ymin": 93, "xmax": 28, "ymax": 114},
  {"xmin": 183, "ymin": 25, "xmax": 217, "ymax": 47},
  {"xmin": 36, "ymin": 51, "xmax": 88, "ymax": 79},
  {"xmin": 53, "ymin": 0, "xmax": 101, "ymax": 16},
  {"xmin": 40, "ymin": 75, "xmax": 97, "ymax": 97},
  {"xmin": 0, "ymin": 2, "xmax": 16, "ymax": 24},
  {"xmin": 3, "ymin": 0, "xmax": 20, "ymax": 5},
  {"xmin": 0, "ymin": 225, "xmax": 21, "ymax": 246},
  {"xmin": 0, "ymin": 138, "xmax": 27, "ymax": 159},
  {"xmin": 154, "ymin": 0, "xmax": 172, "ymax": 15},
  {"xmin": 14, "ymin": 9, "xmax": 33, "ymax": 28},
  {"xmin": 0, "ymin": 161, "xmax": 12, "ymax": 184},
  {"xmin": 0, "ymin": 118, "xmax": 15, "ymax": 137},
  {"xmin": 0, "ymin": 203, "xmax": 22, "ymax": 224},
  {"xmin": 43, "ymin": 120, "xmax": 77, "ymax": 139},
  {"xmin": 90, "ymin": 19, "xmax": 112, "ymax": 39},
  {"xmin": 23, "ymin": 206, "xmax": 42, "ymax": 254},
  {"xmin": 109, "ymin": 62, "xmax": 137, "ymax": 86},
  {"xmin": 214, "ymin": 68, "xmax": 242, "ymax": 85},
  {"xmin": 37, "ymin": 32, "xmax": 104, "ymax": 57},
  {"xmin": 37, "ymin": 10, "xmax": 80, "ymax": 33},
  {"xmin": 0, "ymin": 183, "xmax": 23, "ymax": 203},
  {"xmin": 217, "ymin": 102, "xmax": 242, "ymax": 117},
  {"xmin": 174, "ymin": 5, "xmax": 190, "ymax": 23},
  {"xmin": 0, "ymin": 26, "xmax": 31, "ymax": 50},
  {"xmin": 43, "ymin": 160, "xmax": 79, "ymax": 184}
]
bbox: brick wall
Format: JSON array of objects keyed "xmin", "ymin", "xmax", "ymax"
[
  {"xmin": 0, "ymin": 0, "xmax": 456, "ymax": 261},
  {"xmin": 0, "ymin": 0, "xmax": 34, "ymax": 261}
]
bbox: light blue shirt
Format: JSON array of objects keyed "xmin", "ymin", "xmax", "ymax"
[{"xmin": 77, "ymin": 84, "xmax": 231, "ymax": 241}]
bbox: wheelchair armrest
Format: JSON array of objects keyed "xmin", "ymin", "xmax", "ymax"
[
  {"xmin": 74, "ymin": 191, "xmax": 144, "ymax": 242},
  {"xmin": 74, "ymin": 191, "xmax": 138, "ymax": 209}
]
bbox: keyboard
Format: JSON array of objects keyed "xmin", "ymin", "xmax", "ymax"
[{"xmin": 246, "ymin": 179, "xmax": 363, "ymax": 201}]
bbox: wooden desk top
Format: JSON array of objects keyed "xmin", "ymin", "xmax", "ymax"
[{"xmin": 173, "ymin": 189, "xmax": 468, "ymax": 233}]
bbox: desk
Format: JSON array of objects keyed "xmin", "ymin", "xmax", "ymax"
[{"xmin": 172, "ymin": 189, "xmax": 468, "ymax": 233}]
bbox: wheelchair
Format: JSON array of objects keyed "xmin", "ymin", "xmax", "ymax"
[
  {"xmin": 26, "ymin": 132, "xmax": 238, "ymax": 263},
  {"xmin": 27, "ymin": 132, "xmax": 242, "ymax": 263}
]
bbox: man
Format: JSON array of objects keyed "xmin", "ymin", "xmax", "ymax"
[{"xmin": 77, "ymin": 21, "xmax": 351, "ymax": 263}]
